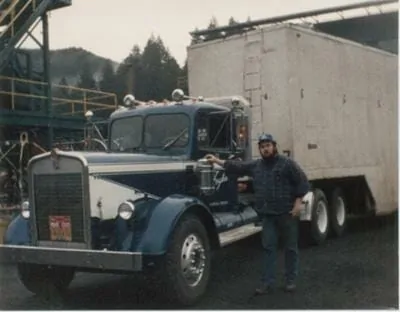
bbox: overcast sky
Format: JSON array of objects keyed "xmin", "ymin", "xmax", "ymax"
[{"xmin": 23, "ymin": 0, "xmax": 389, "ymax": 66}]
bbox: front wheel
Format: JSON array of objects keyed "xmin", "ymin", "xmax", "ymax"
[
  {"xmin": 163, "ymin": 215, "xmax": 211, "ymax": 306},
  {"xmin": 17, "ymin": 263, "xmax": 75, "ymax": 298}
]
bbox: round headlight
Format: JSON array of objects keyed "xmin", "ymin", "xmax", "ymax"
[
  {"xmin": 118, "ymin": 201, "xmax": 135, "ymax": 220},
  {"xmin": 21, "ymin": 201, "xmax": 30, "ymax": 219}
]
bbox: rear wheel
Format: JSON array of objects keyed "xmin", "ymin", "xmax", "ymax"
[
  {"xmin": 17, "ymin": 263, "xmax": 75, "ymax": 298},
  {"xmin": 329, "ymin": 188, "xmax": 347, "ymax": 237},
  {"xmin": 308, "ymin": 189, "xmax": 330, "ymax": 245},
  {"xmin": 163, "ymin": 214, "xmax": 211, "ymax": 306}
]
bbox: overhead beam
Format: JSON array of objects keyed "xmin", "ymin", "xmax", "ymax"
[
  {"xmin": 190, "ymin": 0, "xmax": 398, "ymax": 38},
  {"xmin": 315, "ymin": 11, "xmax": 398, "ymax": 43}
]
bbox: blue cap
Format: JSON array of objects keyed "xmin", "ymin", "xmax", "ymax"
[{"xmin": 258, "ymin": 133, "xmax": 276, "ymax": 144}]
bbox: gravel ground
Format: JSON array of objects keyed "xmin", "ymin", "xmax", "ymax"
[{"xmin": 0, "ymin": 214, "xmax": 398, "ymax": 310}]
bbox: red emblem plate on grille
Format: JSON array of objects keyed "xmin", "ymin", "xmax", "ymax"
[{"xmin": 49, "ymin": 216, "xmax": 72, "ymax": 242}]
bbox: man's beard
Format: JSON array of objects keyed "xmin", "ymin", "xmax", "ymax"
[
  {"xmin": 260, "ymin": 148, "xmax": 277, "ymax": 160},
  {"xmin": 261, "ymin": 151, "xmax": 274, "ymax": 159}
]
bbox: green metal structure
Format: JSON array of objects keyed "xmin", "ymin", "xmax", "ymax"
[
  {"xmin": 0, "ymin": 0, "xmax": 117, "ymax": 208},
  {"xmin": 0, "ymin": 0, "xmax": 116, "ymax": 145}
]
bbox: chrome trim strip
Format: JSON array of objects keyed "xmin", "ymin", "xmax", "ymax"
[
  {"xmin": 38, "ymin": 241, "xmax": 87, "ymax": 249},
  {"xmin": 27, "ymin": 150, "xmax": 89, "ymax": 169},
  {"xmin": 89, "ymin": 161, "xmax": 197, "ymax": 174},
  {"xmin": 82, "ymin": 161, "xmax": 91, "ymax": 248},
  {"xmin": 219, "ymin": 224, "xmax": 262, "ymax": 247}
]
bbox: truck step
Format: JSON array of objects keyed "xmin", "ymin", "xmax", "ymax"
[{"xmin": 219, "ymin": 223, "xmax": 262, "ymax": 247}]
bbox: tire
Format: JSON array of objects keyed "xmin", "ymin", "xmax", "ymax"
[
  {"xmin": 329, "ymin": 188, "xmax": 347, "ymax": 237},
  {"xmin": 17, "ymin": 263, "xmax": 75, "ymax": 297},
  {"xmin": 308, "ymin": 189, "xmax": 330, "ymax": 245},
  {"xmin": 163, "ymin": 214, "xmax": 211, "ymax": 306}
]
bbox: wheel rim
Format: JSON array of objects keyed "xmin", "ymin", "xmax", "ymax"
[
  {"xmin": 316, "ymin": 201, "xmax": 328, "ymax": 234},
  {"xmin": 180, "ymin": 233, "xmax": 206, "ymax": 287},
  {"xmin": 335, "ymin": 197, "xmax": 346, "ymax": 226}
]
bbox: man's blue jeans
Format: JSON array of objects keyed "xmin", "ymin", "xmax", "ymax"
[{"xmin": 261, "ymin": 214, "xmax": 299, "ymax": 286}]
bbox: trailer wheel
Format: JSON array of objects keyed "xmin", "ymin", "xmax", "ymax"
[
  {"xmin": 163, "ymin": 214, "xmax": 211, "ymax": 306},
  {"xmin": 309, "ymin": 189, "xmax": 330, "ymax": 245},
  {"xmin": 17, "ymin": 263, "xmax": 75, "ymax": 297},
  {"xmin": 329, "ymin": 188, "xmax": 347, "ymax": 237}
]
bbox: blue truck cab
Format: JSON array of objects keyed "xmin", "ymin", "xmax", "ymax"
[{"xmin": 0, "ymin": 90, "xmax": 262, "ymax": 305}]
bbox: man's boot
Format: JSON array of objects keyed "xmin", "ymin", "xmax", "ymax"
[
  {"xmin": 255, "ymin": 283, "xmax": 274, "ymax": 295},
  {"xmin": 284, "ymin": 282, "xmax": 296, "ymax": 292}
]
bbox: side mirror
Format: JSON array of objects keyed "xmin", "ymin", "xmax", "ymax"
[{"xmin": 231, "ymin": 111, "xmax": 249, "ymax": 151}]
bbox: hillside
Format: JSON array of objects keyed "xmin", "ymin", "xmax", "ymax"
[{"xmin": 21, "ymin": 47, "xmax": 120, "ymax": 86}]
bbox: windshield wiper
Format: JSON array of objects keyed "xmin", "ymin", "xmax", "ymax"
[{"xmin": 162, "ymin": 128, "xmax": 188, "ymax": 151}]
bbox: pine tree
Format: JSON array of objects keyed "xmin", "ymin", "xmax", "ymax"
[
  {"xmin": 208, "ymin": 16, "xmax": 218, "ymax": 29},
  {"xmin": 140, "ymin": 35, "xmax": 164, "ymax": 101},
  {"xmin": 114, "ymin": 44, "xmax": 143, "ymax": 102},
  {"xmin": 178, "ymin": 58, "xmax": 188, "ymax": 95},
  {"xmin": 191, "ymin": 27, "xmax": 201, "ymax": 44},
  {"xmin": 204, "ymin": 16, "xmax": 221, "ymax": 41},
  {"xmin": 77, "ymin": 61, "xmax": 96, "ymax": 90},
  {"xmin": 59, "ymin": 76, "xmax": 68, "ymax": 85},
  {"xmin": 113, "ymin": 35, "xmax": 183, "ymax": 103},
  {"xmin": 99, "ymin": 60, "xmax": 116, "ymax": 93},
  {"xmin": 55, "ymin": 76, "xmax": 70, "ymax": 114},
  {"xmin": 58, "ymin": 76, "xmax": 70, "ymax": 96},
  {"xmin": 226, "ymin": 16, "xmax": 241, "ymax": 36},
  {"xmin": 228, "ymin": 16, "xmax": 239, "ymax": 26}
]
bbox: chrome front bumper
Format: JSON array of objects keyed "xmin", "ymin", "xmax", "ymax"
[{"xmin": 0, "ymin": 245, "xmax": 142, "ymax": 271}]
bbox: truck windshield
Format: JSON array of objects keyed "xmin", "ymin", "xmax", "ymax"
[
  {"xmin": 110, "ymin": 113, "xmax": 190, "ymax": 152},
  {"xmin": 144, "ymin": 114, "xmax": 190, "ymax": 149},
  {"xmin": 110, "ymin": 116, "xmax": 143, "ymax": 152}
]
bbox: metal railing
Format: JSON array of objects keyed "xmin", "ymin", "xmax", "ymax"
[
  {"xmin": 0, "ymin": 75, "xmax": 118, "ymax": 115},
  {"xmin": 0, "ymin": 0, "xmax": 35, "ymax": 39}
]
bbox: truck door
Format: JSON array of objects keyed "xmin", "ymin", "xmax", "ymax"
[{"xmin": 194, "ymin": 108, "xmax": 244, "ymax": 231}]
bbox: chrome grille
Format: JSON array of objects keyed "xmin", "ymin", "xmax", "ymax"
[{"xmin": 34, "ymin": 173, "xmax": 85, "ymax": 243}]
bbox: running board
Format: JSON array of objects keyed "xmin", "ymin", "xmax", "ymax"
[{"xmin": 219, "ymin": 223, "xmax": 262, "ymax": 247}]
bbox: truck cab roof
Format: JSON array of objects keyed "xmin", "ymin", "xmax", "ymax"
[{"xmin": 109, "ymin": 101, "xmax": 230, "ymax": 121}]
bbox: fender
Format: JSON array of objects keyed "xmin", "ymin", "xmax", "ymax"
[
  {"xmin": 3, "ymin": 215, "xmax": 31, "ymax": 245},
  {"xmin": 136, "ymin": 194, "xmax": 215, "ymax": 255},
  {"xmin": 114, "ymin": 198, "xmax": 160, "ymax": 251}
]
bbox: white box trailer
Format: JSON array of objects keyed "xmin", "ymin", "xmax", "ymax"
[{"xmin": 187, "ymin": 24, "xmax": 398, "ymax": 231}]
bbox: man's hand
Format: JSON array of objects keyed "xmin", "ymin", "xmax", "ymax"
[
  {"xmin": 290, "ymin": 198, "xmax": 303, "ymax": 217},
  {"xmin": 205, "ymin": 154, "xmax": 220, "ymax": 165},
  {"xmin": 205, "ymin": 154, "xmax": 225, "ymax": 167},
  {"xmin": 237, "ymin": 182, "xmax": 247, "ymax": 192},
  {"xmin": 205, "ymin": 154, "xmax": 217, "ymax": 163}
]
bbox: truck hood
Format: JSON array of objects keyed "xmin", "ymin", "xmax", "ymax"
[
  {"xmin": 31, "ymin": 151, "xmax": 196, "ymax": 209},
  {"xmin": 70, "ymin": 151, "xmax": 194, "ymax": 201}
]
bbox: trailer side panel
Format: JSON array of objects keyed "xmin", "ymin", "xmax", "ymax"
[{"xmin": 284, "ymin": 25, "xmax": 398, "ymax": 214}]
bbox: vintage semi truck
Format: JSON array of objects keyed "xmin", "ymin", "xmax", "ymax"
[
  {"xmin": 0, "ymin": 91, "xmax": 277, "ymax": 305},
  {"xmin": 0, "ymin": 22, "xmax": 397, "ymax": 306}
]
